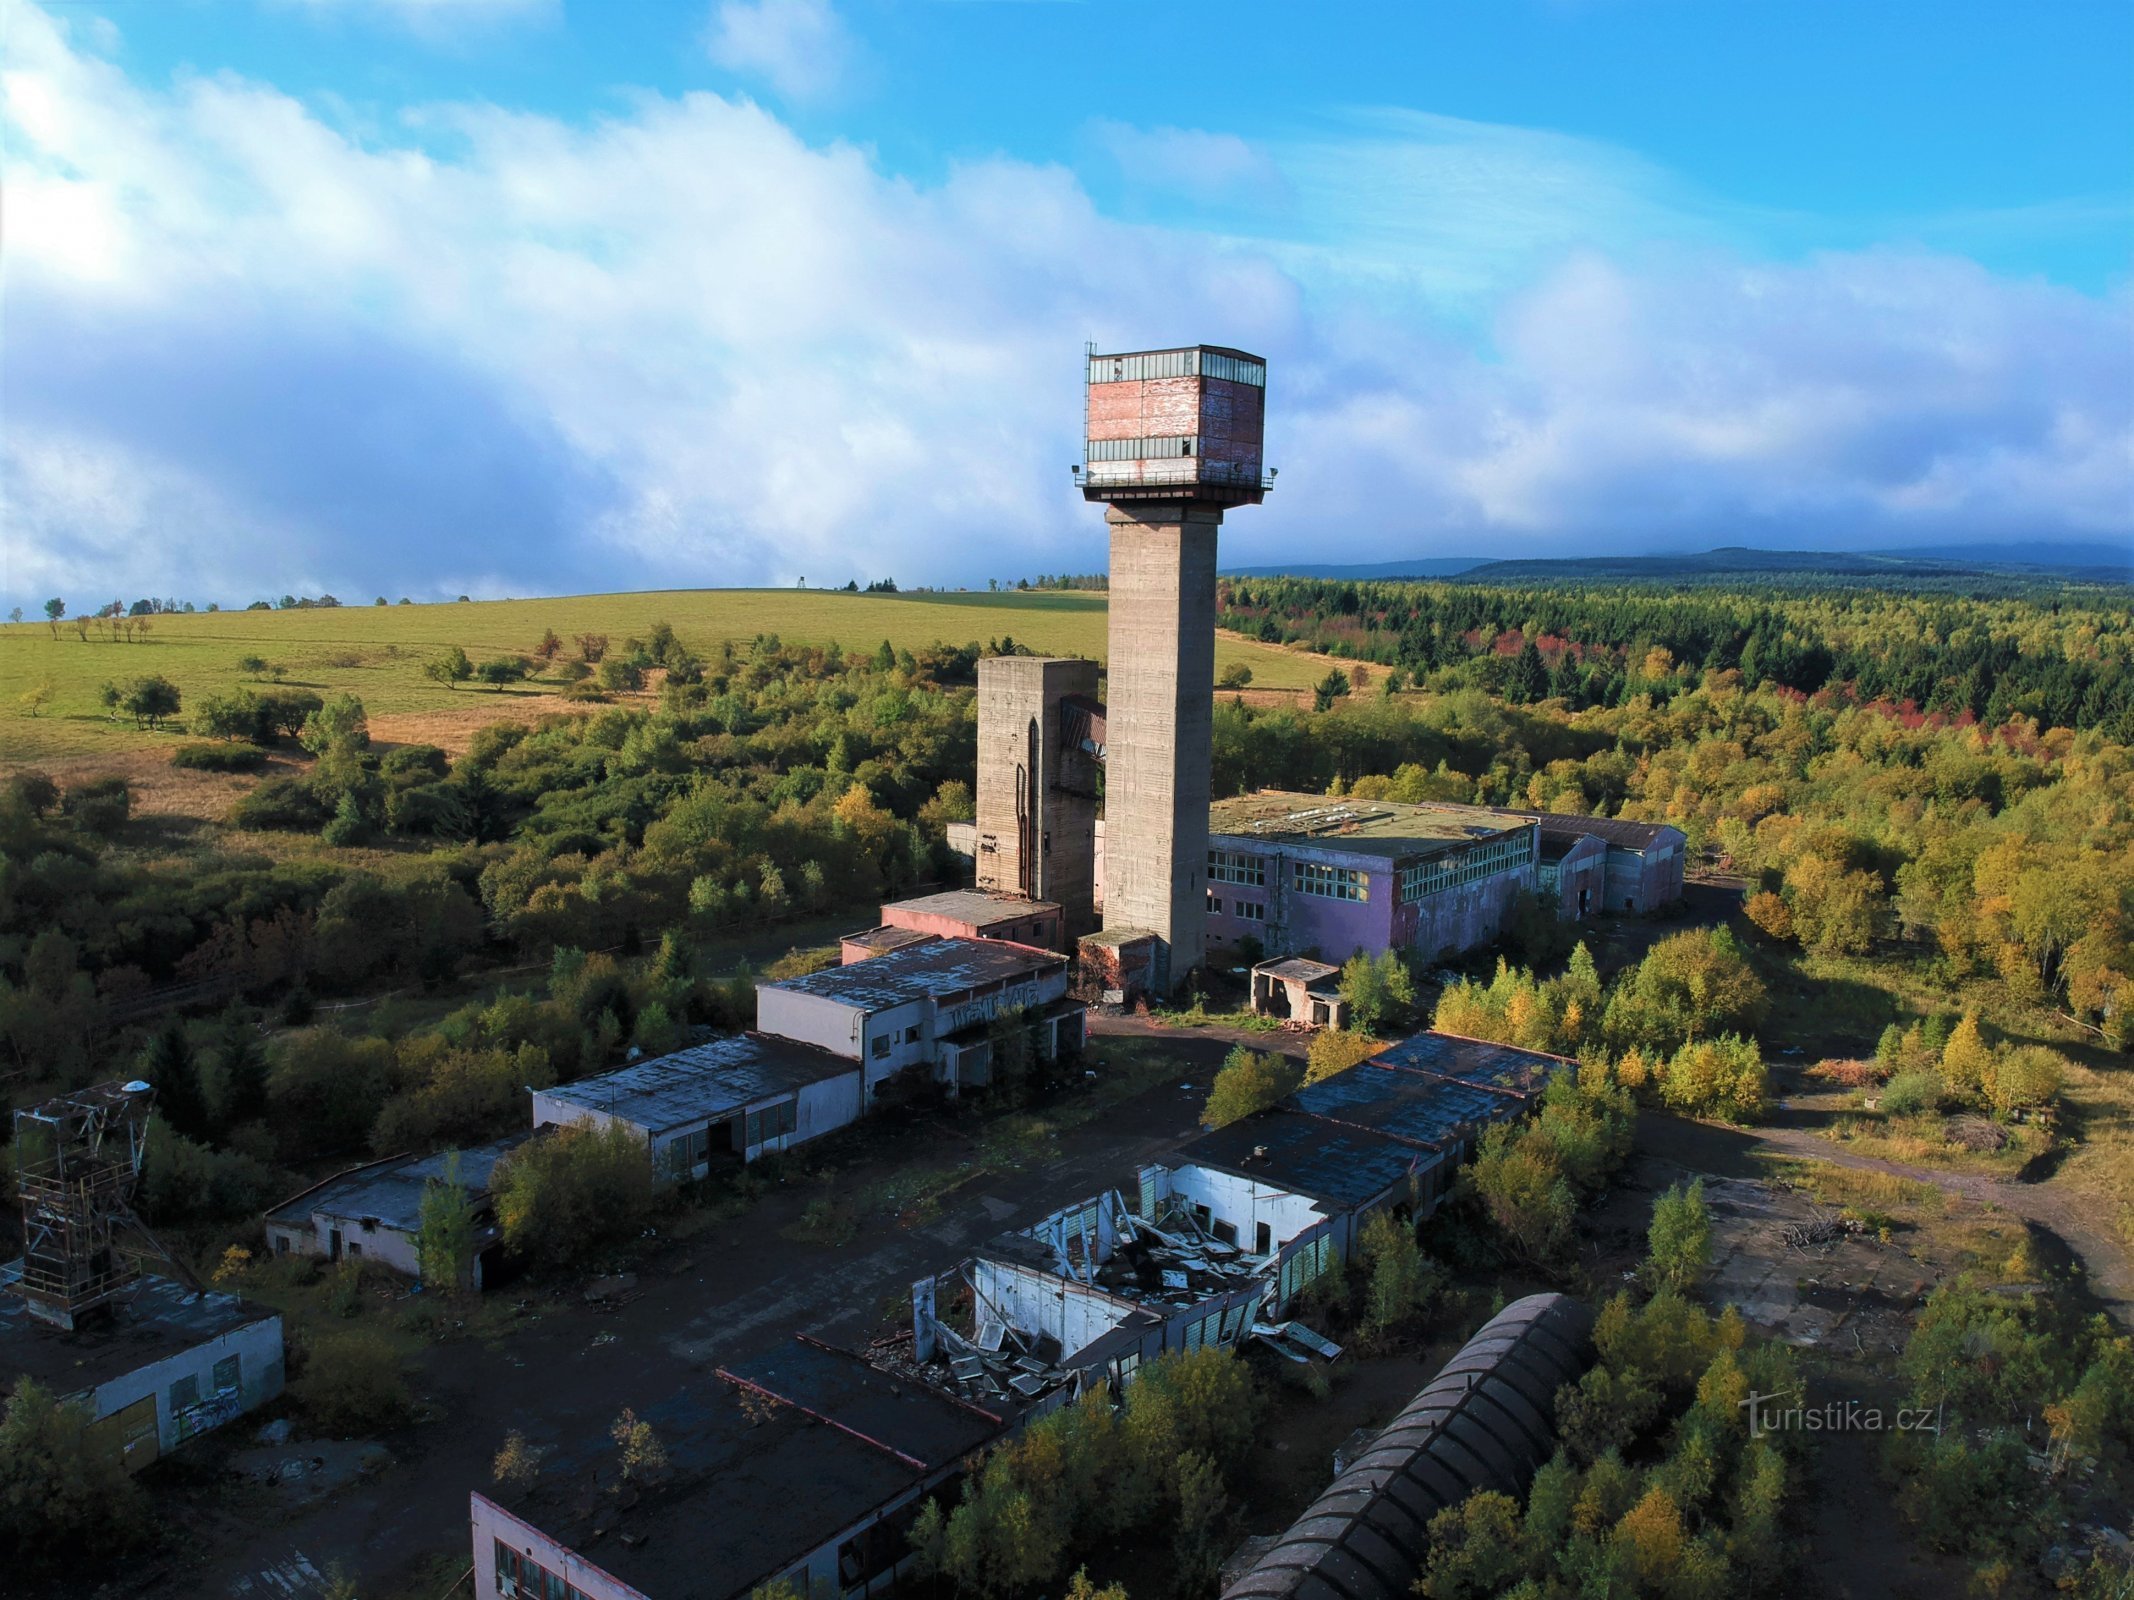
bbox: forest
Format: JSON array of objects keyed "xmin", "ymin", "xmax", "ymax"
[{"xmin": 1217, "ymin": 575, "xmax": 2134, "ymax": 733}]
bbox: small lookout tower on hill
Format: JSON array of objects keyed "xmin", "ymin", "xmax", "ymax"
[{"xmin": 1078, "ymin": 343, "xmax": 1272, "ymax": 996}]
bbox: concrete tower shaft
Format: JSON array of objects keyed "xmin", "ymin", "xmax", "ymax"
[{"xmin": 1102, "ymin": 504, "xmax": 1222, "ymax": 988}]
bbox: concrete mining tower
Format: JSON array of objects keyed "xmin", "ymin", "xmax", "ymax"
[{"xmin": 1078, "ymin": 344, "xmax": 1271, "ymax": 994}]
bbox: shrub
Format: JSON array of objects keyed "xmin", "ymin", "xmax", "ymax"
[
  {"xmin": 192, "ymin": 689, "xmax": 273, "ymax": 743},
  {"xmin": 1303, "ymin": 1027, "xmax": 1379, "ymax": 1084},
  {"xmin": 172, "ymin": 741, "xmax": 269, "ymax": 772},
  {"xmin": 1880, "ymin": 1069, "xmax": 1945, "ymax": 1116},
  {"xmin": 1644, "ymin": 1179, "xmax": 1712, "ymax": 1293},
  {"xmin": 1201, "ymin": 1046, "xmax": 1300, "ymax": 1128},
  {"xmin": 255, "ymin": 687, "xmax": 325, "ymax": 740},
  {"xmin": 1983, "ymin": 1044, "xmax": 2063, "ymax": 1117},
  {"xmin": 232, "ymin": 775, "xmax": 332, "ymax": 831},
  {"xmin": 1469, "ymin": 1120, "xmax": 1575, "ymax": 1262},
  {"xmin": 290, "ymin": 1328, "xmax": 414, "ymax": 1435},
  {"xmin": 1358, "ymin": 1209, "xmax": 1440, "ymax": 1339},
  {"xmin": 1601, "ymin": 927, "xmax": 1767, "ymax": 1054},
  {"xmin": 63, "ymin": 776, "xmax": 132, "ymax": 836},
  {"xmin": 596, "ymin": 657, "xmax": 644, "ymax": 692},
  {"xmin": 1655, "ymin": 1035, "xmax": 1767, "ymax": 1122},
  {"xmin": 1339, "ymin": 949, "xmax": 1416, "ymax": 1035},
  {"xmin": 0, "ymin": 1379, "xmax": 149, "ymax": 1570},
  {"xmin": 492, "ymin": 1121, "xmax": 655, "ymax": 1266}
]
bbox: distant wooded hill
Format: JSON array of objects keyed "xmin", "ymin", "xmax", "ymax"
[{"xmin": 1225, "ymin": 541, "xmax": 2132, "ymax": 587}]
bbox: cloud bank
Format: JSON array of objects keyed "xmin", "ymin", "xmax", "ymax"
[{"xmin": 2, "ymin": 0, "xmax": 2126, "ymax": 609}]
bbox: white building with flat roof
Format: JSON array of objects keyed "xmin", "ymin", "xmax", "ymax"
[
  {"xmin": 757, "ymin": 936, "xmax": 1083, "ymax": 1097},
  {"xmin": 532, "ymin": 1033, "xmax": 863, "ymax": 1179}
]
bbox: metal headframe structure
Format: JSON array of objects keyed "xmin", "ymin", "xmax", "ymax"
[{"xmin": 12, "ymin": 1079, "xmax": 198, "ymax": 1328}]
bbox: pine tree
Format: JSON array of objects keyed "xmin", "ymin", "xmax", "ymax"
[
  {"xmin": 210, "ymin": 1012, "xmax": 268, "ymax": 1128},
  {"xmin": 141, "ymin": 1022, "xmax": 208, "ymax": 1139}
]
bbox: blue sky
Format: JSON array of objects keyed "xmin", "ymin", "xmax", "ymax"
[{"xmin": 4, "ymin": 0, "xmax": 2129, "ymax": 606}]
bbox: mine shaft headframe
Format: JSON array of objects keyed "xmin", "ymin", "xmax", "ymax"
[
  {"xmin": 12, "ymin": 1078, "xmax": 200, "ymax": 1327},
  {"xmin": 13, "ymin": 1079, "xmax": 156, "ymax": 1185}
]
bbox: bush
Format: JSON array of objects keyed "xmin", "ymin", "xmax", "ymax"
[
  {"xmin": 233, "ymin": 774, "xmax": 332, "ymax": 831},
  {"xmin": 1201, "ymin": 1046, "xmax": 1300, "ymax": 1128},
  {"xmin": 63, "ymin": 776, "xmax": 132, "ymax": 836},
  {"xmin": 0, "ymin": 1379, "xmax": 149, "ymax": 1570},
  {"xmin": 1303, "ymin": 1027, "xmax": 1379, "ymax": 1084},
  {"xmin": 290, "ymin": 1328, "xmax": 414, "ymax": 1435},
  {"xmin": 1601, "ymin": 927, "xmax": 1768, "ymax": 1054},
  {"xmin": 492, "ymin": 1121, "xmax": 655, "ymax": 1266},
  {"xmin": 1880, "ymin": 1069, "xmax": 1945, "ymax": 1116},
  {"xmin": 1655, "ymin": 1035, "xmax": 1767, "ymax": 1122},
  {"xmin": 1644, "ymin": 1178, "xmax": 1712, "ymax": 1293},
  {"xmin": 172, "ymin": 741, "xmax": 269, "ymax": 772},
  {"xmin": 1339, "ymin": 949, "xmax": 1416, "ymax": 1034}
]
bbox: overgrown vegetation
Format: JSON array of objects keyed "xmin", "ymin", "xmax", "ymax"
[{"xmin": 908, "ymin": 1346, "xmax": 1259, "ymax": 1598}]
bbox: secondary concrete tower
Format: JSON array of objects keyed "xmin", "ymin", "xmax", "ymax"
[
  {"xmin": 974, "ymin": 655, "xmax": 1103, "ymax": 936},
  {"xmin": 1079, "ymin": 344, "xmax": 1270, "ymax": 994}
]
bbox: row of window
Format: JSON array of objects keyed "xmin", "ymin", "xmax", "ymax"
[
  {"xmin": 1277, "ymin": 1232, "xmax": 1337, "ymax": 1303},
  {"xmin": 1208, "ymin": 849, "xmax": 1265, "ymax": 886},
  {"xmin": 1179, "ymin": 1299, "xmax": 1254, "ymax": 1352},
  {"xmin": 1087, "ymin": 349, "xmax": 1266, "ymax": 386},
  {"xmin": 1085, "ymin": 434, "xmax": 1199, "ymax": 461},
  {"xmin": 495, "ymin": 1540, "xmax": 592, "ymax": 1600},
  {"xmin": 1293, "ymin": 862, "xmax": 1367, "ymax": 901},
  {"xmin": 744, "ymin": 1098, "xmax": 797, "ymax": 1148},
  {"xmin": 170, "ymin": 1355, "xmax": 241, "ymax": 1415},
  {"xmin": 1397, "ymin": 828, "xmax": 1532, "ymax": 902},
  {"xmin": 1208, "ymin": 894, "xmax": 1267, "ymax": 922}
]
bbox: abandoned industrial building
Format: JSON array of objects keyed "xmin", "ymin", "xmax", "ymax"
[
  {"xmin": 1518, "ymin": 810, "xmax": 1686, "ymax": 915},
  {"xmin": 1222, "ymin": 1293, "xmax": 1596, "ymax": 1600},
  {"xmin": 265, "ymin": 1134, "xmax": 526, "ymax": 1287},
  {"xmin": 532, "ymin": 1034, "xmax": 862, "ymax": 1176},
  {"xmin": 1203, "ymin": 794, "xmax": 1540, "ymax": 965},
  {"xmin": 851, "ymin": 887, "xmax": 1066, "ymax": 957},
  {"xmin": 756, "ymin": 935, "xmax": 1084, "ymax": 1094},
  {"xmin": 470, "ymin": 1336, "xmax": 1002, "ymax": 1600},
  {"xmin": 912, "ymin": 1033, "xmax": 1568, "ymax": 1405},
  {"xmin": 3, "ymin": 1080, "xmax": 285, "ymax": 1469}
]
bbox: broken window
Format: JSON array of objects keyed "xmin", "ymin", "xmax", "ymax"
[
  {"xmin": 212, "ymin": 1355, "xmax": 241, "ymax": 1394},
  {"xmin": 169, "ymin": 1374, "xmax": 199, "ymax": 1413},
  {"xmin": 871, "ymin": 1034, "xmax": 891, "ymax": 1059}
]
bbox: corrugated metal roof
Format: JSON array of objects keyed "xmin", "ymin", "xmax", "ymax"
[
  {"xmin": 266, "ymin": 1134, "xmax": 527, "ymax": 1232},
  {"xmin": 767, "ymin": 936, "xmax": 1064, "ymax": 1013},
  {"xmin": 1371, "ymin": 1032, "xmax": 1566, "ymax": 1099},
  {"xmin": 1285, "ymin": 1064, "xmax": 1511, "ymax": 1150},
  {"xmin": 1222, "ymin": 1294, "xmax": 1595, "ymax": 1600},
  {"xmin": 540, "ymin": 1034, "xmax": 856, "ymax": 1134},
  {"xmin": 1173, "ymin": 1110, "xmax": 1425, "ymax": 1208}
]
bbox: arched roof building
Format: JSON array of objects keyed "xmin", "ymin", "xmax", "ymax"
[{"xmin": 1223, "ymin": 1292, "xmax": 1595, "ymax": 1600}]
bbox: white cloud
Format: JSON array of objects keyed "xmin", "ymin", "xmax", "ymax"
[
  {"xmin": 703, "ymin": 0, "xmax": 852, "ymax": 103},
  {"xmin": 1092, "ymin": 120, "xmax": 1288, "ymax": 201},
  {"xmin": 268, "ymin": 0, "xmax": 558, "ymax": 39},
  {"xmin": 0, "ymin": 1, "xmax": 2126, "ymax": 611}
]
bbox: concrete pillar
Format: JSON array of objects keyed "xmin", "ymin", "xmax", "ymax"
[
  {"xmin": 1101, "ymin": 500, "xmax": 1221, "ymax": 992},
  {"xmin": 975, "ymin": 656, "xmax": 1100, "ymax": 935}
]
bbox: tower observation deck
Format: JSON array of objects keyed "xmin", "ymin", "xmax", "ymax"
[{"xmin": 1080, "ymin": 344, "xmax": 1271, "ymax": 994}]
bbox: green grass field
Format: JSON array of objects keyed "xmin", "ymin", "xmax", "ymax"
[{"xmin": 0, "ymin": 588, "xmax": 1323, "ymax": 765}]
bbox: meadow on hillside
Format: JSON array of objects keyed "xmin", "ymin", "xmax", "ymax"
[{"xmin": 0, "ymin": 588, "xmax": 1320, "ymax": 765}]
